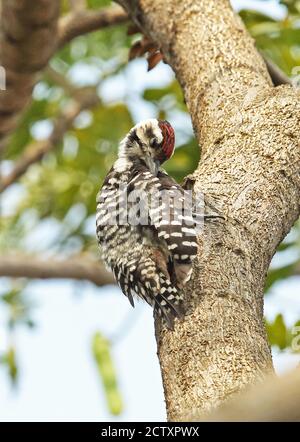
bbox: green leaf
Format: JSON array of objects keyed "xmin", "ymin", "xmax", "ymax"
[
  {"xmin": 266, "ymin": 316, "xmax": 300, "ymax": 352},
  {"xmin": 265, "ymin": 263, "xmax": 296, "ymax": 292},
  {"xmin": 87, "ymin": 0, "xmax": 112, "ymax": 9},
  {"xmin": 240, "ymin": 5, "xmax": 300, "ymax": 75},
  {"xmin": 92, "ymin": 332, "xmax": 123, "ymax": 416},
  {"xmin": 277, "ymin": 241, "xmax": 295, "ymax": 252},
  {"xmin": 239, "ymin": 9, "xmax": 276, "ymax": 26},
  {"xmin": 1, "ymin": 347, "xmax": 18, "ymax": 385},
  {"xmin": 143, "ymin": 81, "xmax": 186, "ymax": 111},
  {"xmin": 266, "ymin": 314, "xmax": 288, "ymax": 350},
  {"xmin": 5, "ymin": 97, "xmax": 59, "ymax": 160},
  {"xmin": 280, "ymin": 0, "xmax": 300, "ymax": 14},
  {"xmin": 1, "ymin": 287, "xmax": 34, "ymax": 330}
]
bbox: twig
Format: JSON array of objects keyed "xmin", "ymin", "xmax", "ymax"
[
  {"xmin": 44, "ymin": 66, "xmax": 79, "ymax": 96},
  {"xmin": 263, "ymin": 55, "xmax": 292, "ymax": 86}
]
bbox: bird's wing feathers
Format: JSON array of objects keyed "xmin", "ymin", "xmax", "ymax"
[{"xmin": 127, "ymin": 167, "xmax": 198, "ymax": 264}]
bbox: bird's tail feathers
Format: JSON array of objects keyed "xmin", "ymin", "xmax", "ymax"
[{"xmin": 151, "ymin": 273, "xmax": 185, "ymax": 330}]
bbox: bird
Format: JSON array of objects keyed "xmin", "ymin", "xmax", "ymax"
[{"xmin": 96, "ymin": 119, "xmax": 200, "ymax": 329}]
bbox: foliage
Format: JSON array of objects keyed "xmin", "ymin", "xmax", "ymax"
[
  {"xmin": 240, "ymin": 0, "xmax": 300, "ymax": 74},
  {"xmin": 92, "ymin": 332, "xmax": 123, "ymax": 415},
  {"xmin": 0, "ymin": 0, "xmax": 300, "ymax": 415},
  {"xmin": 266, "ymin": 315, "xmax": 300, "ymax": 351},
  {"xmin": 0, "ymin": 347, "xmax": 18, "ymax": 386}
]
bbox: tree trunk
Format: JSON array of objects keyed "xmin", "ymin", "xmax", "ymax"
[{"xmin": 117, "ymin": 0, "xmax": 300, "ymax": 420}]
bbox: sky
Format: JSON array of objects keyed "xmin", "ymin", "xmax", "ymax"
[{"xmin": 0, "ymin": 0, "xmax": 299, "ymax": 422}]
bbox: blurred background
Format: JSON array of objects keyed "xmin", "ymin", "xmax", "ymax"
[{"xmin": 0, "ymin": 0, "xmax": 299, "ymax": 421}]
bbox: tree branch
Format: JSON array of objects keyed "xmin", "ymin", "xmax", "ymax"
[
  {"xmin": 0, "ymin": 0, "xmax": 60, "ymax": 141},
  {"xmin": 44, "ymin": 66, "xmax": 79, "ymax": 96},
  {"xmin": 0, "ymin": 3, "xmax": 128, "ymax": 146},
  {"xmin": 0, "ymin": 254, "xmax": 115, "ymax": 287},
  {"xmin": 0, "ymin": 88, "xmax": 100, "ymax": 193},
  {"xmin": 58, "ymin": 5, "xmax": 128, "ymax": 49},
  {"xmin": 68, "ymin": 0, "xmax": 86, "ymax": 13},
  {"xmin": 263, "ymin": 55, "xmax": 292, "ymax": 86}
]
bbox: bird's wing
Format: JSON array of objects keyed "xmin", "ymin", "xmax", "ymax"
[{"xmin": 127, "ymin": 167, "xmax": 198, "ymax": 265}]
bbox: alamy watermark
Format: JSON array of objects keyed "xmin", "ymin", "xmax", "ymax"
[
  {"xmin": 97, "ymin": 186, "xmax": 206, "ymax": 235},
  {"xmin": 291, "ymin": 66, "xmax": 300, "ymax": 89},
  {"xmin": 291, "ymin": 326, "xmax": 300, "ymax": 352}
]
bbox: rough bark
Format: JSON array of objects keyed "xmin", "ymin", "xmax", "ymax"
[
  {"xmin": 117, "ymin": 0, "xmax": 300, "ymax": 420},
  {"xmin": 0, "ymin": 254, "xmax": 115, "ymax": 287},
  {"xmin": 0, "ymin": 0, "xmax": 60, "ymax": 142}
]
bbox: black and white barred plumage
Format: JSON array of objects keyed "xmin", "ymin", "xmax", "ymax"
[{"xmin": 96, "ymin": 119, "xmax": 198, "ymax": 329}]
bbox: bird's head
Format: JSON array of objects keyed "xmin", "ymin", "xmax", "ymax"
[{"xmin": 118, "ymin": 119, "xmax": 175, "ymax": 173}]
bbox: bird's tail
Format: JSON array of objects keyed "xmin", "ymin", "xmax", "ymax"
[
  {"xmin": 149, "ymin": 272, "xmax": 185, "ymax": 330},
  {"xmin": 127, "ymin": 256, "xmax": 186, "ymax": 329}
]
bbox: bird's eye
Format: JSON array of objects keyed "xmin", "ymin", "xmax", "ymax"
[{"xmin": 150, "ymin": 138, "xmax": 159, "ymax": 148}]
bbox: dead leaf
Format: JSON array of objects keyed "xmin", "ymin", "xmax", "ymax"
[{"xmin": 147, "ymin": 51, "xmax": 163, "ymax": 71}]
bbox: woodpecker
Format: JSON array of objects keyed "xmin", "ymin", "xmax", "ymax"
[{"xmin": 96, "ymin": 119, "xmax": 199, "ymax": 329}]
